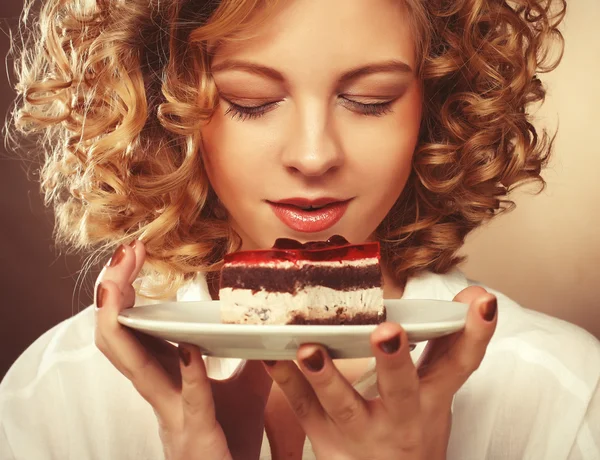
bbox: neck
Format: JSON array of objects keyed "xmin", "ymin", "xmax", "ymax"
[{"xmin": 381, "ymin": 260, "xmax": 406, "ymax": 299}]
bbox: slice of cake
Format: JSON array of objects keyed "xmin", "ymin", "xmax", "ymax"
[{"xmin": 219, "ymin": 235, "xmax": 385, "ymax": 325}]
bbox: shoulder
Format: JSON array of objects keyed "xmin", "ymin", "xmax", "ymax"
[
  {"xmin": 0, "ymin": 270, "xmax": 204, "ymax": 399},
  {"xmin": 409, "ymin": 269, "xmax": 600, "ymax": 391},
  {"xmin": 0, "ymin": 271, "xmax": 191, "ymax": 397},
  {"xmin": 0, "ymin": 307, "xmax": 98, "ymax": 458},
  {"xmin": 477, "ymin": 282, "xmax": 600, "ymax": 392},
  {"xmin": 419, "ymin": 269, "xmax": 600, "ymax": 378},
  {"xmin": 0, "ymin": 306, "xmax": 98, "ymax": 399},
  {"xmin": 0, "ymin": 306, "xmax": 160, "ymax": 459},
  {"xmin": 449, "ymin": 280, "xmax": 600, "ymax": 458}
]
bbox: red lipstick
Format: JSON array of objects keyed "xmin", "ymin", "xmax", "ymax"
[{"xmin": 269, "ymin": 198, "xmax": 351, "ymax": 233}]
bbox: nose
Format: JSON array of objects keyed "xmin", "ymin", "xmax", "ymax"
[{"xmin": 281, "ymin": 102, "xmax": 344, "ymax": 177}]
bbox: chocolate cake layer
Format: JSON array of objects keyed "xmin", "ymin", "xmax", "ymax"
[
  {"xmin": 220, "ymin": 263, "xmax": 381, "ymax": 293},
  {"xmin": 288, "ymin": 309, "xmax": 386, "ymax": 325},
  {"xmin": 221, "ymin": 309, "xmax": 385, "ymax": 325}
]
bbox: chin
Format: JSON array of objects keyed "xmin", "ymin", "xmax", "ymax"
[
  {"xmin": 290, "ymin": 229, "xmax": 374, "ymax": 246},
  {"xmin": 237, "ymin": 218, "xmax": 377, "ymax": 250}
]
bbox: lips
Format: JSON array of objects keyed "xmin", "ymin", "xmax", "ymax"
[{"xmin": 268, "ymin": 198, "xmax": 351, "ymax": 233}]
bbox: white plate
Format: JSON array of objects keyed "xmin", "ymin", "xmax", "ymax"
[{"xmin": 118, "ymin": 299, "xmax": 468, "ymax": 360}]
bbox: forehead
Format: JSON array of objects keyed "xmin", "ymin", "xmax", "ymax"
[{"xmin": 212, "ymin": 0, "xmax": 417, "ymax": 77}]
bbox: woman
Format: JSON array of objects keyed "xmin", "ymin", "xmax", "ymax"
[{"xmin": 1, "ymin": 0, "xmax": 598, "ymax": 459}]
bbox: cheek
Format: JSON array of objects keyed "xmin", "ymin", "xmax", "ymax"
[
  {"xmin": 201, "ymin": 122, "xmax": 244, "ymax": 210},
  {"xmin": 343, "ymin": 89, "xmax": 422, "ymax": 195},
  {"xmin": 201, "ymin": 113, "xmax": 275, "ymax": 201}
]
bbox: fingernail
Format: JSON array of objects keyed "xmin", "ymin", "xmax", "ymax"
[
  {"xmin": 302, "ymin": 349, "xmax": 324, "ymax": 372},
  {"xmin": 129, "ymin": 240, "xmax": 137, "ymax": 249},
  {"xmin": 379, "ymin": 334, "xmax": 401, "ymax": 354},
  {"xmin": 179, "ymin": 346, "xmax": 191, "ymax": 366},
  {"xmin": 107, "ymin": 245, "xmax": 126, "ymax": 267},
  {"xmin": 481, "ymin": 297, "xmax": 497, "ymax": 322},
  {"xmin": 263, "ymin": 360, "xmax": 276, "ymax": 367},
  {"xmin": 96, "ymin": 283, "xmax": 107, "ymax": 309}
]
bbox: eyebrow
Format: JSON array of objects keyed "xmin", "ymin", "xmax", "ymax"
[
  {"xmin": 339, "ymin": 60, "xmax": 413, "ymax": 83},
  {"xmin": 211, "ymin": 60, "xmax": 285, "ymax": 81},
  {"xmin": 210, "ymin": 59, "xmax": 413, "ymax": 83}
]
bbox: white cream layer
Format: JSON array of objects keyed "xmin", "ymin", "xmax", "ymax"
[{"xmin": 220, "ymin": 286, "xmax": 384, "ymax": 325}]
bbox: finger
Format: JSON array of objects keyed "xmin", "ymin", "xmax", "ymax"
[
  {"xmin": 179, "ymin": 344, "xmax": 218, "ymax": 432},
  {"xmin": 97, "ymin": 243, "xmax": 137, "ymax": 294},
  {"xmin": 296, "ymin": 345, "xmax": 369, "ymax": 431},
  {"xmin": 453, "ymin": 286, "xmax": 489, "ymax": 305},
  {"xmin": 97, "ymin": 241, "xmax": 145, "ymax": 311},
  {"xmin": 262, "ymin": 360, "xmax": 325, "ymax": 434},
  {"xmin": 122, "ymin": 283, "xmax": 136, "ymax": 311},
  {"xmin": 370, "ymin": 323, "xmax": 420, "ymax": 423},
  {"xmin": 419, "ymin": 294, "xmax": 498, "ymax": 403},
  {"xmin": 127, "ymin": 239, "xmax": 146, "ymax": 285},
  {"xmin": 416, "ymin": 286, "xmax": 488, "ymax": 374},
  {"xmin": 132, "ymin": 330, "xmax": 181, "ymax": 384},
  {"xmin": 94, "ymin": 280, "xmax": 179, "ymax": 422}
]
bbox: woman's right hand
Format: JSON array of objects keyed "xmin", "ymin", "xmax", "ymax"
[{"xmin": 93, "ymin": 241, "xmax": 272, "ymax": 460}]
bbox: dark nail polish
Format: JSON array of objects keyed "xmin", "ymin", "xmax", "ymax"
[
  {"xmin": 302, "ymin": 349, "xmax": 324, "ymax": 372},
  {"xmin": 379, "ymin": 334, "xmax": 401, "ymax": 354},
  {"xmin": 263, "ymin": 360, "xmax": 276, "ymax": 367},
  {"xmin": 179, "ymin": 346, "xmax": 191, "ymax": 366},
  {"xmin": 96, "ymin": 283, "xmax": 106, "ymax": 309},
  {"xmin": 107, "ymin": 245, "xmax": 126, "ymax": 267},
  {"xmin": 481, "ymin": 298, "xmax": 497, "ymax": 322}
]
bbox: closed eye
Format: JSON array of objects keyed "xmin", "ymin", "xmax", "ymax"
[
  {"xmin": 221, "ymin": 96, "xmax": 397, "ymax": 121},
  {"xmin": 339, "ymin": 96, "xmax": 396, "ymax": 116},
  {"xmin": 223, "ymin": 99, "xmax": 281, "ymax": 121}
]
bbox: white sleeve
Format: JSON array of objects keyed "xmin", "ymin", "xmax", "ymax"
[
  {"xmin": 568, "ymin": 378, "xmax": 600, "ymax": 460},
  {"xmin": 0, "ymin": 326, "xmax": 73, "ymax": 460},
  {"xmin": 0, "ymin": 366, "xmax": 71, "ymax": 460},
  {"xmin": 0, "ymin": 420, "xmax": 16, "ymax": 460},
  {"xmin": 1, "ymin": 307, "xmax": 166, "ymax": 459}
]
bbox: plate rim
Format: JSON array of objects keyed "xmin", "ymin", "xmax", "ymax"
[{"xmin": 117, "ymin": 298, "xmax": 468, "ymax": 336}]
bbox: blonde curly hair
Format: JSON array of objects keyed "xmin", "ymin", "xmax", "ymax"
[{"xmin": 8, "ymin": 0, "xmax": 566, "ymax": 298}]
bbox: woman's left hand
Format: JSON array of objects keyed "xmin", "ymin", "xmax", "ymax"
[{"xmin": 262, "ymin": 286, "xmax": 497, "ymax": 460}]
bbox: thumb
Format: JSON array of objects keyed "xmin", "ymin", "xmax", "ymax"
[
  {"xmin": 416, "ymin": 285, "xmax": 489, "ymax": 373},
  {"xmin": 453, "ymin": 285, "xmax": 488, "ymax": 304}
]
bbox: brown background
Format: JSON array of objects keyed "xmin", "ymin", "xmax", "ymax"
[
  {"xmin": 1, "ymin": 1, "xmax": 599, "ymax": 380},
  {"xmin": 0, "ymin": 2, "xmax": 93, "ymax": 379},
  {"xmin": 459, "ymin": 0, "xmax": 600, "ymax": 339}
]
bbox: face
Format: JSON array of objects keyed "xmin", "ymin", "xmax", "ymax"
[{"xmin": 201, "ymin": 0, "xmax": 422, "ymax": 250}]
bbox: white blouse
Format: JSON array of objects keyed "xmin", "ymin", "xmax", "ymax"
[{"xmin": 1, "ymin": 268, "xmax": 599, "ymax": 459}]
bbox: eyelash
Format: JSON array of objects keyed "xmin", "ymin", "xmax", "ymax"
[
  {"xmin": 345, "ymin": 99, "xmax": 394, "ymax": 117},
  {"xmin": 223, "ymin": 98, "xmax": 394, "ymax": 121},
  {"xmin": 224, "ymin": 101, "xmax": 280, "ymax": 121}
]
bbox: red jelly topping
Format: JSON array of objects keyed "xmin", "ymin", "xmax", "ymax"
[{"xmin": 224, "ymin": 235, "xmax": 380, "ymax": 263}]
